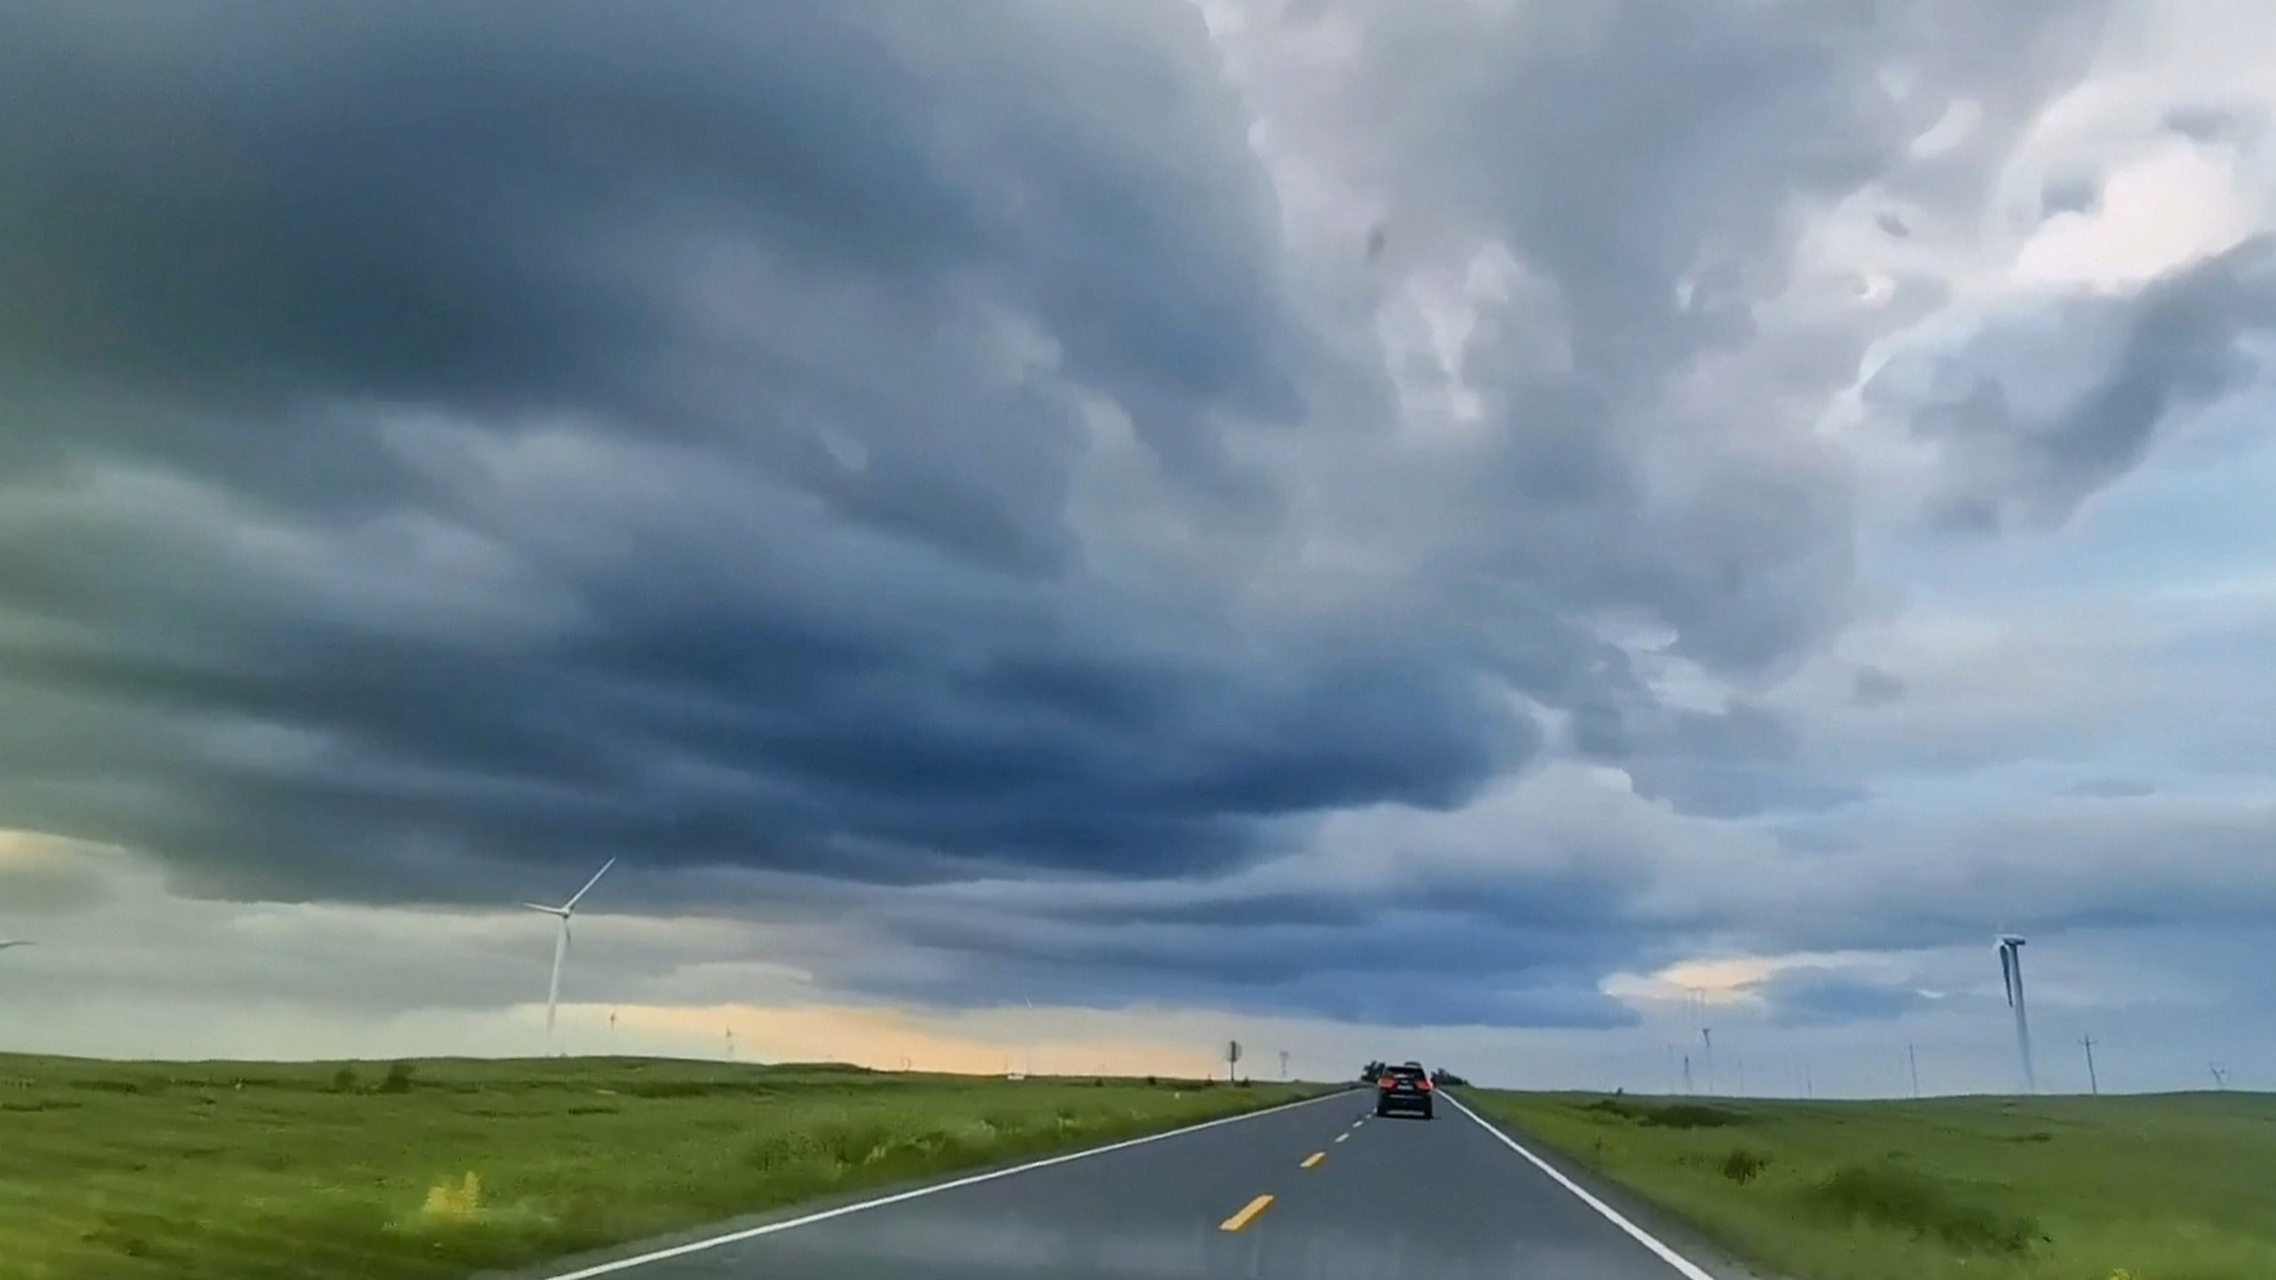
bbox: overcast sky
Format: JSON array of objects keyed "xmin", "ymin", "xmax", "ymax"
[{"xmin": 3, "ymin": 0, "xmax": 2275, "ymax": 1095}]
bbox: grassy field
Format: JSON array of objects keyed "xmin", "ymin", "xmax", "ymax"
[
  {"xmin": 1466, "ymin": 1089, "xmax": 2276, "ymax": 1280},
  {"xmin": 0, "ymin": 1054, "xmax": 1322, "ymax": 1280}
]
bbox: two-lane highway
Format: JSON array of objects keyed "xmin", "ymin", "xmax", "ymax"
[{"xmin": 544, "ymin": 1090, "xmax": 1719, "ymax": 1280}]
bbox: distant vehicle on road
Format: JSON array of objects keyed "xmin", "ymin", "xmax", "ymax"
[{"xmin": 1374, "ymin": 1062, "xmax": 1435, "ymax": 1119}]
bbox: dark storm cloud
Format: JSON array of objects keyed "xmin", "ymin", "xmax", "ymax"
[
  {"xmin": 1612, "ymin": 701, "xmax": 1870, "ymax": 818},
  {"xmin": 1875, "ymin": 235, "xmax": 2276, "ymax": 534},
  {"xmin": 868, "ymin": 899, "xmax": 1644, "ymax": 1030},
  {"xmin": 1322, "ymin": 0, "xmax": 2110, "ymax": 679},
  {"xmin": 1756, "ymin": 969, "xmax": 1931, "ymax": 1027},
  {"xmin": 0, "ymin": 0, "xmax": 1408, "ymax": 897},
  {"xmin": 0, "ymin": 0, "xmax": 2126, "ymax": 1026},
  {"xmin": 0, "ymin": 0, "xmax": 1837, "ymax": 907}
]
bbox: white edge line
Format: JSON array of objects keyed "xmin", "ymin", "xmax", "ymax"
[
  {"xmin": 1444, "ymin": 1092, "xmax": 1720, "ymax": 1280},
  {"xmin": 540, "ymin": 1088, "xmax": 1350, "ymax": 1279}
]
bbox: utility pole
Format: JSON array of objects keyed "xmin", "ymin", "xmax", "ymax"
[
  {"xmin": 1908, "ymin": 1042, "xmax": 1921, "ymax": 1099},
  {"xmin": 1688, "ymin": 989, "xmax": 1715, "ymax": 1095},
  {"xmin": 2080, "ymin": 1035, "xmax": 2099, "ymax": 1096}
]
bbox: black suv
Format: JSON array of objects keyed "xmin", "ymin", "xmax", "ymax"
[{"xmin": 1374, "ymin": 1062, "xmax": 1434, "ymax": 1119}]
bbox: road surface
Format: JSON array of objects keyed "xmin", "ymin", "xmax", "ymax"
[{"xmin": 541, "ymin": 1089, "xmax": 1722, "ymax": 1280}]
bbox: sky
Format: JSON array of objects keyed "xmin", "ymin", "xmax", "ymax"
[{"xmin": 3, "ymin": 0, "xmax": 2276, "ymax": 1096}]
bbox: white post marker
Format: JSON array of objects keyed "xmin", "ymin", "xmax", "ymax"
[
  {"xmin": 1443, "ymin": 1091, "xmax": 1720, "ymax": 1280},
  {"xmin": 539, "ymin": 1089, "xmax": 1350, "ymax": 1279}
]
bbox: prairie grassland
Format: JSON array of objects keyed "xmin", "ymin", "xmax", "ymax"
[
  {"xmin": 1466, "ymin": 1089, "xmax": 2276, "ymax": 1280},
  {"xmin": 0, "ymin": 1053, "xmax": 1319, "ymax": 1280}
]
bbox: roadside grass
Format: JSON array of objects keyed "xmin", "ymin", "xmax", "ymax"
[
  {"xmin": 0, "ymin": 1054, "xmax": 1321, "ymax": 1280},
  {"xmin": 1465, "ymin": 1089, "xmax": 2276, "ymax": 1280}
]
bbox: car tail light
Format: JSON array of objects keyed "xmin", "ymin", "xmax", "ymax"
[
  {"xmin": 1418, "ymin": 1078, "xmax": 1434, "ymax": 1091},
  {"xmin": 1377, "ymin": 1077, "xmax": 1394, "ymax": 1089}
]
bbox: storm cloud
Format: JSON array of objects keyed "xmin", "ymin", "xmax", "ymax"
[{"xmin": 14, "ymin": 0, "xmax": 2271, "ymax": 1053}]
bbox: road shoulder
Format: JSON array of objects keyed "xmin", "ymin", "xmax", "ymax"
[{"xmin": 1450, "ymin": 1092, "xmax": 1780, "ymax": 1280}]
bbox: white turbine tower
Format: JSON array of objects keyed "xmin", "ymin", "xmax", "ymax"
[
  {"xmin": 523, "ymin": 858, "xmax": 614, "ymax": 1048},
  {"xmin": 1997, "ymin": 934, "xmax": 2036, "ymax": 1094}
]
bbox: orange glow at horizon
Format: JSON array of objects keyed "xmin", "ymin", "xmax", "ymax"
[{"xmin": 588, "ymin": 1001, "xmax": 1233, "ymax": 1078}]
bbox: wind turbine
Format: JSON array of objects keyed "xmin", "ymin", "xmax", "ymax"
[
  {"xmin": 1997, "ymin": 934, "xmax": 2036, "ymax": 1093},
  {"xmin": 522, "ymin": 858, "xmax": 615, "ymax": 1047}
]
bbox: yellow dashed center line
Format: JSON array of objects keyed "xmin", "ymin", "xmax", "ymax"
[
  {"xmin": 1301, "ymin": 1151, "xmax": 1325, "ymax": 1169},
  {"xmin": 1220, "ymin": 1193, "xmax": 1276, "ymax": 1232}
]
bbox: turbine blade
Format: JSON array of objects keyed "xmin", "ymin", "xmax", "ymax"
[
  {"xmin": 564, "ymin": 857, "xmax": 616, "ymax": 911},
  {"xmin": 522, "ymin": 902, "xmax": 568, "ymax": 916}
]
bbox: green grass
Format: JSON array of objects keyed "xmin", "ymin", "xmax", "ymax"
[
  {"xmin": 1465, "ymin": 1088, "xmax": 2276, "ymax": 1280},
  {"xmin": 0, "ymin": 1054, "xmax": 1323, "ymax": 1280}
]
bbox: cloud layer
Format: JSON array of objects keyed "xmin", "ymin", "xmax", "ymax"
[{"xmin": 4, "ymin": 0, "xmax": 2276, "ymax": 1083}]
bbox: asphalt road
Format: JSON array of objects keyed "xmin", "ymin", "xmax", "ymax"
[{"xmin": 546, "ymin": 1089, "xmax": 1718, "ymax": 1280}]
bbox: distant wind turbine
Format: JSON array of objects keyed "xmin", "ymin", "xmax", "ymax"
[
  {"xmin": 1997, "ymin": 934, "xmax": 2036, "ymax": 1094},
  {"xmin": 522, "ymin": 858, "xmax": 615, "ymax": 1046}
]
